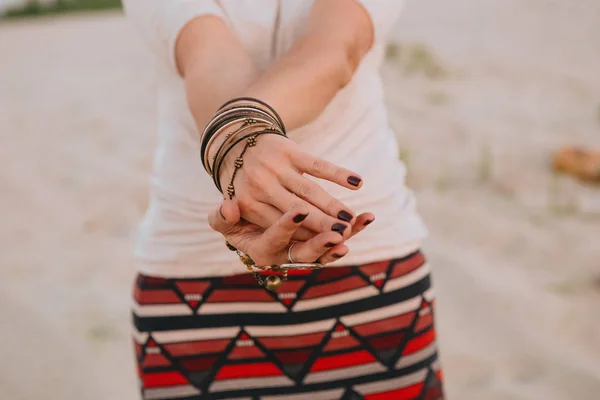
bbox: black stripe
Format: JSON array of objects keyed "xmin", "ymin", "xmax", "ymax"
[{"xmin": 133, "ymin": 276, "xmax": 431, "ymax": 332}]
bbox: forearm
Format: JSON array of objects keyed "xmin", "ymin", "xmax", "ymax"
[
  {"xmin": 243, "ymin": 0, "xmax": 374, "ymax": 131},
  {"xmin": 177, "ymin": 16, "xmax": 260, "ymax": 136}
]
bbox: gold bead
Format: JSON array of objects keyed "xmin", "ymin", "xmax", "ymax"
[
  {"xmin": 247, "ymin": 135, "xmax": 258, "ymax": 147},
  {"xmin": 234, "ymin": 157, "xmax": 243, "ymax": 168},
  {"xmin": 227, "ymin": 184, "xmax": 235, "ymax": 197},
  {"xmin": 265, "ymin": 275, "xmax": 282, "ymax": 291},
  {"xmin": 241, "ymin": 254, "xmax": 255, "ymax": 266}
]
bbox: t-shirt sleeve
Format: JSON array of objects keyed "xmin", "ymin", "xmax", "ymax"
[
  {"xmin": 355, "ymin": 0, "xmax": 405, "ymax": 43},
  {"xmin": 122, "ymin": 0, "xmax": 225, "ymax": 71}
]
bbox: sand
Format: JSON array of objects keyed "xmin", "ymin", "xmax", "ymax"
[{"xmin": 1, "ymin": 1, "xmax": 599, "ymax": 398}]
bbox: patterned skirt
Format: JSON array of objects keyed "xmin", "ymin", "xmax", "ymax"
[{"xmin": 132, "ymin": 250, "xmax": 445, "ymax": 399}]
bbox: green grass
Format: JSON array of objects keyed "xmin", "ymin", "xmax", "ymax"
[{"xmin": 3, "ymin": 0, "xmax": 121, "ymax": 19}]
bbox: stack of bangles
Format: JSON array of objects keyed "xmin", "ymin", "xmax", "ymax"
[{"xmin": 200, "ymin": 97, "xmax": 323, "ymax": 291}]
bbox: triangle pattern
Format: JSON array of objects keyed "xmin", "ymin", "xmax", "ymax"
[
  {"xmin": 175, "ymin": 281, "xmax": 210, "ymax": 311},
  {"xmin": 276, "ymin": 280, "xmax": 306, "ymax": 309},
  {"xmin": 358, "ymin": 260, "xmax": 391, "ymax": 290},
  {"xmin": 421, "ymin": 369, "xmax": 444, "ymax": 400},
  {"xmin": 323, "ymin": 323, "xmax": 361, "ymax": 352},
  {"xmin": 365, "ymin": 331, "xmax": 406, "ymax": 366},
  {"xmin": 281, "ymin": 364, "xmax": 304, "ymax": 380}
]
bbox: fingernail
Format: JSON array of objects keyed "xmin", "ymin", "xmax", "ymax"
[
  {"xmin": 331, "ymin": 223, "xmax": 347, "ymax": 234},
  {"xmin": 293, "ymin": 213, "xmax": 308, "ymax": 223},
  {"xmin": 347, "ymin": 176, "xmax": 362, "ymax": 187},
  {"xmin": 337, "ymin": 210, "xmax": 353, "ymax": 222},
  {"xmin": 325, "ymin": 242, "xmax": 336, "ymax": 248},
  {"xmin": 219, "ymin": 206, "xmax": 225, "ymax": 220},
  {"xmin": 333, "ymin": 253, "xmax": 345, "ymax": 259},
  {"xmin": 363, "ymin": 218, "xmax": 375, "ymax": 226}
]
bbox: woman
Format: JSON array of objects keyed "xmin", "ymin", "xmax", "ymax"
[{"xmin": 125, "ymin": 0, "xmax": 444, "ymax": 399}]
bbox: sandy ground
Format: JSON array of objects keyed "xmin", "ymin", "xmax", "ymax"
[{"xmin": 1, "ymin": 1, "xmax": 600, "ymax": 399}]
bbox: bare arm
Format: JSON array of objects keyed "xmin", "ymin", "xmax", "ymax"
[{"xmin": 178, "ymin": 0, "xmax": 375, "ymax": 133}]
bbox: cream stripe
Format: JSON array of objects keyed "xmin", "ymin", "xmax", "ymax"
[
  {"xmin": 303, "ymin": 362, "xmax": 386, "ymax": 384},
  {"xmin": 341, "ymin": 296, "xmax": 422, "ymax": 326},
  {"xmin": 132, "ymin": 303, "xmax": 192, "ymax": 317},
  {"xmin": 292, "ymin": 286, "xmax": 379, "ymax": 312},
  {"xmin": 144, "ymin": 385, "xmax": 201, "ymax": 399},
  {"xmin": 395, "ymin": 343, "xmax": 437, "ymax": 369},
  {"xmin": 423, "ymin": 287, "xmax": 436, "ymax": 302},
  {"xmin": 132, "ymin": 328, "xmax": 149, "ymax": 344},
  {"xmin": 152, "ymin": 327, "xmax": 240, "ymax": 343},
  {"xmin": 246, "ymin": 319, "xmax": 336, "ymax": 337},
  {"xmin": 262, "ymin": 388, "xmax": 345, "ymax": 400},
  {"xmin": 199, "ymin": 301, "xmax": 287, "ymax": 314},
  {"xmin": 210, "ymin": 376, "xmax": 294, "ymax": 392},
  {"xmin": 383, "ymin": 263, "xmax": 431, "ymax": 293},
  {"xmin": 431, "ymin": 360, "xmax": 442, "ymax": 371},
  {"xmin": 354, "ymin": 369, "xmax": 428, "ymax": 395}
]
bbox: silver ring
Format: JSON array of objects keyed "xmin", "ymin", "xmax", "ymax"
[{"xmin": 287, "ymin": 242, "xmax": 298, "ymax": 264}]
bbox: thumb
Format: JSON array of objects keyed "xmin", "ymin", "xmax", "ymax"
[{"xmin": 208, "ymin": 199, "xmax": 241, "ymax": 233}]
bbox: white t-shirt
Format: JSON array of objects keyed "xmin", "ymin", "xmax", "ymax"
[{"xmin": 124, "ymin": 0, "xmax": 427, "ymax": 278}]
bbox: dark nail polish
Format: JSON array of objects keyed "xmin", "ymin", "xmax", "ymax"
[
  {"xmin": 347, "ymin": 176, "xmax": 362, "ymax": 187},
  {"xmin": 333, "ymin": 253, "xmax": 345, "ymax": 259},
  {"xmin": 363, "ymin": 219, "xmax": 374, "ymax": 226},
  {"xmin": 325, "ymin": 242, "xmax": 336, "ymax": 248},
  {"xmin": 293, "ymin": 213, "xmax": 308, "ymax": 223},
  {"xmin": 331, "ymin": 223, "xmax": 347, "ymax": 234},
  {"xmin": 337, "ymin": 210, "xmax": 353, "ymax": 222}
]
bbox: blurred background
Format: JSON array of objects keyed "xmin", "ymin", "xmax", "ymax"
[{"xmin": 1, "ymin": 0, "xmax": 599, "ymax": 399}]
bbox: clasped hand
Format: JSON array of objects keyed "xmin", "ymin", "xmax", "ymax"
[{"xmin": 210, "ymin": 135, "xmax": 374, "ymax": 266}]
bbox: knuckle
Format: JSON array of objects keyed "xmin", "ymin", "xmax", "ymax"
[
  {"xmin": 334, "ymin": 167, "xmax": 346, "ymax": 182},
  {"xmin": 326, "ymin": 198, "xmax": 339, "ymax": 213},
  {"xmin": 297, "ymin": 183, "xmax": 312, "ymax": 199},
  {"xmin": 310, "ymin": 158, "xmax": 326, "ymax": 175}
]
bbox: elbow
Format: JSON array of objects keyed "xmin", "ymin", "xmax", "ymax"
[{"xmin": 331, "ymin": 34, "xmax": 372, "ymax": 89}]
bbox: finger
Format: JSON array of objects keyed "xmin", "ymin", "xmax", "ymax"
[
  {"xmin": 287, "ymin": 231, "xmax": 345, "ymax": 264},
  {"xmin": 265, "ymin": 185, "xmax": 352, "ymax": 239},
  {"xmin": 349, "ymin": 212, "xmax": 375, "ymax": 238},
  {"xmin": 242, "ymin": 201, "xmax": 316, "ymax": 241},
  {"xmin": 208, "ymin": 199, "xmax": 241, "ymax": 234},
  {"xmin": 318, "ymin": 244, "xmax": 350, "ymax": 265},
  {"xmin": 281, "ymin": 169, "xmax": 356, "ymax": 225},
  {"xmin": 290, "ymin": 151, "xmax": 363, "ymax": 190},
  {"xmin": 252, "ymin": 207, "xmax": 309, "ymax": 260}
]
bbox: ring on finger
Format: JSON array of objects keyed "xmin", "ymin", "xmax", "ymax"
[{"xmin": 287, "ymin": 242, "xmax": 298, "ymax": 263}]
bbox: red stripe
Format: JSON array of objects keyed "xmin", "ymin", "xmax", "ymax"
[
  {"xmin": 302, "ymin": 275, "xmax": 367, "ymax": 299},
  {"xmin": 358, "ymin": 260, "xmax": 390, "ymax": 276},
  {"xmin": 274, "ymin": 348, "xmax": 314, "ymax": 364},
  {"xmin": 353, "ymin": 312, "xmax": 416, "ymax": 336},
  {"xmin": 365, "ymin": 382, "xmax": 424, "ymax": 400},
  {"xmin": 180, "ymin": 356, "xmax": 219, "ymax": 372},
  {"xmin": 414, "ymin": 313, "xmax": 434, "ymax": 332},
  {"xmin": 368, "ymin": 331, "xmax": 405, "ymax": 350},
  {"xmin": 142, "ymin": 371, "xmax": 188, "ymax": 388},
  {"xmin": 316, "ymin": 266, "xmax": 353, "ymax": 282},
  {"xmin": 403, "ymin": 329, "xmax": 436, "ymax": 355},
  {"xmin": 389, "ymin": 253, "xmax": 425, "ymax": 278},
  {"xmin": 228, "ymin": 345, "xmax": 265, "ymax": 359},
  {"xmin": 323, "ymin": 334, "xmax": 361, "ymax": 352},
  {"xmin": 135, "ymin": 289, "xmax": 180, "ymax": 305},
  {"xmin": 175, "ymin": 281, "xmax": 211, "ymax": 295},
  {"xmin": 207, "ymin": 289, "xmax": 273, "ymax": 303},
  {"xmin": 164, "ymin": 339, "xmax": 230, "ymax": 356},
  {"xmin": 142, "ymin": 354, "xmax": 171, "ymax": 368},
  {"xmin": 310, "ymin": 350, "xmax": 375, "ymax": 372},
  {"xmin": 216, "ymin": 362, "xmax": 282, "ymax": 379},
  {"xmin": 258, "ymin": 332, "xmax": 326, "ymax": 349}
]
